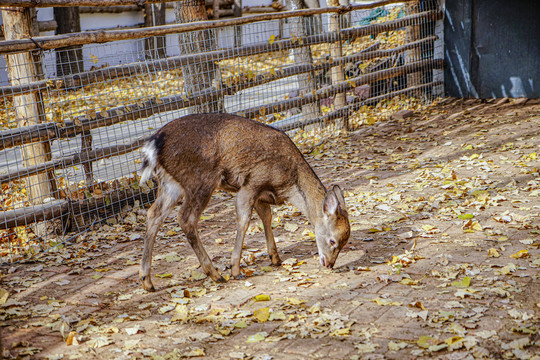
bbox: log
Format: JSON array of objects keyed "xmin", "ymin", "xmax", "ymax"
[
  {"xmin": 0, "ymin": 36, "xmax": 438, "ymax": 151},
  {"xmin": 69, "ymin": 185, "xmax": 156, "ymax": 228},
  {"xmin": 0, "ymin": 0, "xmax": 175, "ymax": 6},
  {"xmin": 0, "ymin": 6, "xmax": 440, "ymax": 54},
  {"xmin": 78, "ymin": 1, "xmax": 228, "ymax": 13},
  {"xmin": 0, "ymin": 199, "xmax": 68, "ymax": 230},
  {"xmin": 243, "ymin": 6, "xmax": 278, "ymax": 13}
]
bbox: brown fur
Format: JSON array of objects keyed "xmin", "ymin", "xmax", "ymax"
[{"xmin": 139, "ymin": 113, "xmax": 350, "ymax": 291}]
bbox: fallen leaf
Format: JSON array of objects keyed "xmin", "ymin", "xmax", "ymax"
[
  {"xmin": 254, "ymin": 294, "xmax": 271, "ymax": 302},
  {"xmin": 254, "ymin": 307, "xmax": 270, "ymax": 322},
  {"xmin": 246, "ymin": 332, "xmax": 268, "ymax": 343},
  {"xmin": 87, "ymin": 336, "xmax": 112, "ymax": 348},
  {"xmin": 0, "ymin": 288, "xmax": 9, "ymax": 305},
  {"xmin": 509, "ymin": 249, "xmax": 528, "ymax": 259},
  {"xmin": 451, "ymin": 276, "xmax": 471, "ymax": 288},
  {"xmin": 417, "ymin": 335, "xmax": 439, "ymax": 349}
]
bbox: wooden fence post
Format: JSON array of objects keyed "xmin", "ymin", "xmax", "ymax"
[
  {"xmin": 174, "ymin": 0, "xmax": 223, "ymax": 113},
  {"xmin": 53, "ymin": 6, "xmax": 84, "ymax": 77},
  {"xmin": 328, "ymin": 0, "xmax": 347, "ymax": 130},
  {"xmin": 289, "ymin": 0, "xmax": 320, "ymax": 127},
  {"xmin": 406, "ymin": 0, "xmax": 422, "ymax": 96},
  {"xmin": 1, "ymin": 7, "xmax": 59, "ymax": 235},
  {"xmin": 144, "ymin": 2, "xmax": 166, "ymax": 59}
]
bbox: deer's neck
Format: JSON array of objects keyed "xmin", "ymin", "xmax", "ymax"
[{"xmin": 288, "ymin": 164, "xmax": 326, "ymax": 228}]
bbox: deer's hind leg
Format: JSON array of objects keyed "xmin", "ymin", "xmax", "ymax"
[
  {"xmin": 140, "ymin": 176, "xmax": 183, "ymax": 291},
  {"xmin": 178, "ymin": 183, "xmax": 225, "ymax": 283}
]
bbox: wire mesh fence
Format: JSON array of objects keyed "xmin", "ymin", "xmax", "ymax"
[{"xmin": 0, "ymin": 0, "xmax": 444, "ymax": 263}]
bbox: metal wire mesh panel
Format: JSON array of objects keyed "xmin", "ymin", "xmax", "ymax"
[{"xmin": 0, "ymin": 0, "xmax": 444, "ymax": 263}]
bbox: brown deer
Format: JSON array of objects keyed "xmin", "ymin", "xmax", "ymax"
[{"xmin": 139, "ymin": 113, "xmax": 350, "ymax": 291}]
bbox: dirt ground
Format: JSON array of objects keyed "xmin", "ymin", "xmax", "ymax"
[{"xmin": 1, "ymin": 98, "xmax": 539, "ymax": 360}]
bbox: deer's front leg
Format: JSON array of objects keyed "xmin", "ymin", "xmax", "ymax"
[{"xmin": 231, "ymin": 190, "xmax": 254, "ymax": 278}]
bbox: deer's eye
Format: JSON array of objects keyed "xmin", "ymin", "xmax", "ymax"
[{"xmin": 329, "ymin": 239, "xmax": 336, "ymax": 246}]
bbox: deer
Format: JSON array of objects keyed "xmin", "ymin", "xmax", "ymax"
[{"xmin": 138, "ymin": 113, "xmax": 350, "ymax": 291}]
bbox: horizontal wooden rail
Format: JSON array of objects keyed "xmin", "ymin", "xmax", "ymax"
[
  {"xmin": 0, "ymin": 186, "xmax": 157, "ymax": 230},
  {"xmin": 0, "ymin": 199, "xmax": 68, "ymax": 230},
  {"xmin": 0, "ymin": 36, "xmax": 438, "ymax": 151},
  {"xmin": 0, "ymin": 5, "xmax": 437, "ymax": 54},
  {"xmin": 238, "ymin": 58, "xmax": 443, "ymax": 119},
  {"xmin": 0, "ymin": 137, "xmax": 148, "ymax": 185},
  {"xmin": 0, "ymin": 8, "xmax": 440, "ymax": 95},
  {"xmin": 0, "ymin": 0, "xmax": 410, "ymax": 8}
]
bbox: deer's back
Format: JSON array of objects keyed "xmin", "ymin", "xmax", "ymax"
[{"xmin": 153, "ymin": 113, "xmax": 311, "ymax": 199}]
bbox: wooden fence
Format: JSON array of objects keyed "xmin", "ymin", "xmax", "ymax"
[{"xmin": 0, "ymin": 0, "xmax": 444, "ymax": 261}]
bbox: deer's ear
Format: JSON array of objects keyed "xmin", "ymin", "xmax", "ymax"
[
  {"xmin": 331, "ymin": 185, "xmax": 346, "ymax": 209},
  {"xmin": 323, "ymin": 188, "xmax": 340, "ymax": 216}
]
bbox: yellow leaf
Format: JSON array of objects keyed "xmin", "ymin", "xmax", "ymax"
[
  {"xmin": 234, "ymin": 320, "xmax": 248, "ymax": 328},
  {"xmin": 417, "ymin": 335, "xmax": 439, "ymax": 349},
  {"xmin": 445, "ymin": 336, "xmax": 464, "ymax": 345},
  {"xmin": 488, "ymin": 248, "xmax": 500, "ymax": 258},
  {"xmin": 246, "ymin": 332, "xmax": 267, "ymax": 343},
  {"xmin": 0, "ymin": 288, "xmax": 9, "ymax": 305},
  {"xmin": 95, "ymin": 267, "xmax": 111, "ymax": 272},
  {"xmin": 171, "ymin": 304, "xmax": 189, "ymax": 322},
  {"xmin": 184, "ymin": 348, "xmax": 205, "ymax": 357},
  {"xmin": 66, "ymin": 331, "xmax": 78, "ymax": 346},
  {"xmin": 509, "ymin": 249, "xmax": 528, "ymax": 259},
  {"xmin": 165, "ymin": 229, "xmax": 177, "ymax": 236},
  {"xmin": 451, "ymin": 276, "xmax": 471, "ymax": 288},
  {"xmin": 254, "ymin": 307, "xmax": 270, "ymax": 322},
  {"xmin": 89, "ymin": 54, "xmax": 99, "ymax": 64},
  {"xmin": 287, "ymin": 298, "xmax": 304, "ymax": 305},
  {"xmin": 254, "ymin": 294, "xmax": 271, "ymax": 301},
  {"xmin": 400, "ymin": 278, "xmax": 419, "ymax": 286},
  {"xmin": 269, "ymin": 34, "xmax": 276, "ymax": 44},
  {"xmin": 269, "ymin": 311, "xmax": 286, "ymax": 321},
  {"xmin": 156, "ymin": 273, "xmax": 172, "ymax": 278}
]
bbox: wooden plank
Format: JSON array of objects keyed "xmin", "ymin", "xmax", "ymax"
[
  {"xmin": 238, "ymin": 58, "xmax": 443, "ymax": 119},
  {"xmin": 0, "ymin": 36, "xmax": 438, "ymax": 151},
  {"xmin": 0, "ymin": 199, "xmax": 68, "ymax": 229},
  {"xmin": 0, "ymin": 7, "xmax": 439, "ymax": 54}
]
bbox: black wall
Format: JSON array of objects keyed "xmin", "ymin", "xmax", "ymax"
[{"xmin": 444, "ymin": 0, "xmax": 540, "ymax": 98}]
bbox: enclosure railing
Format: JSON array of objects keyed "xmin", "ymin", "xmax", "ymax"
[{"xmin": 0, "ymin": 0, "xmax": 444, "ymax": 262}]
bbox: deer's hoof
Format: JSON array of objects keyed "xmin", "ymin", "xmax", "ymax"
[
  {"xmin": 141, "ymin": 275, "xmax": 156, "ymax": 292},
  {"xmin": 233, "ymin": 273, "xmax": 247, "ymax": 280},
  {"xmin": 270, "ymin": 255, "xmax": 282, "ymax": 266}
]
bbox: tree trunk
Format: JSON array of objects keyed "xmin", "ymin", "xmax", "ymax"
[
  {"xmin": 2, "ymin": 7, "xmax": 59, "ymax": 236},
  {"xmin": 144, "ymin": 2, "xmax": 166, "ymax": 59},
  {"xmin": 174, "ymin": 0, "xmax": 223, "ymax": 113},
  {"xmin": 288, "ymin": 0, "xmax": 320, "ymax": 126},
  {"xmin": 54, "ymin": 7, "xmax": 84, "ymax": 77}
]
